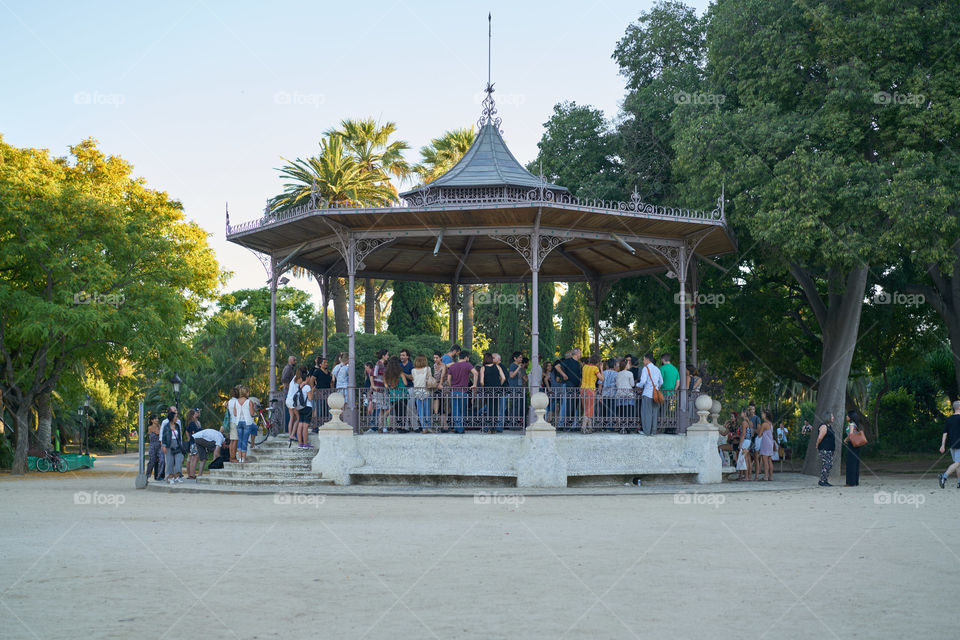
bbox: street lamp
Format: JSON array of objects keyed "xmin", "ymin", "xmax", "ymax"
[
  {"xmin": 80, "ymin": 394, "xmax": 91, "ymax": 455},
  {"xmin": 170, "ymin": 373, "xmax": 182, "ymax": 416}
]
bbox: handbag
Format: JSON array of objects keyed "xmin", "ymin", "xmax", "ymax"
[
  {"xmin": 426, "ymin": 376, "xmax": 438, "ymax": 389},
  {"xmin": 849, "ymin": 428, "xmax": 867, "ymax": 447},
  {"xmin": 645, "ymin": 365, "xmax": 665, "ymax": 404}
]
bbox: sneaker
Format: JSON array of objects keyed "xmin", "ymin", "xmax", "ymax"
[
  {"xmin": 175, "ymin": 477, "xmax": 184, "ymax": 483},
  {"xmin": 167, "ymin": 478, "xmax": 176, "ymax": 485},
  {"xmin": 939, "ymin": 473, "xmax": 946, "ymax": 489},
  {"xmin": 818, "ymin": 481, "xmax": 832, "ymax": 487}
]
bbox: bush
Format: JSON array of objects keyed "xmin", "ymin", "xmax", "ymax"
[{"xmin": 875, "ymin": 387, "xmax": 941, "ymax": 452}]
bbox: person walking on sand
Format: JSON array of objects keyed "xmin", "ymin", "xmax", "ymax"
[{"xmin": 937, "ymin": 400, "xmax": 960, "ymax": 488}]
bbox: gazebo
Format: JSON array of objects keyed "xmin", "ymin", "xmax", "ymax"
[{"xmin": 226, "ymin": 83, "xmax": 735, "ymax": 435}]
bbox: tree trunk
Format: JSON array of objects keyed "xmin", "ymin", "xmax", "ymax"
[
  {"xmin": 36, "ymin": 392, "xmax": 52, "ymax": 449},
  {"xmin": 332, "ymin": 277, "xmax": 348, "ymax": 333},
  {"xmin": 363, "ymin": 278, "xmax": 376, "ymax": 334},
  {"xmin": 13, "ymin": 402, "xmax": 31, "ymax": 475},
  {"xmin": 462, "ymin": 285, "xmax": 474, "ymax": 352},
  {"xmin": 796, "ymin": 265, "xmax": 869, "ymax": 477}
]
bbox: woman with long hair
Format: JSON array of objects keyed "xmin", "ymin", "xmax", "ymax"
[
  {"xmin": 758, "ymin": 408, "xmax": 775, "ymax": 481},
  {"xmin": 411, "ymin": 354, "xmax": 433, "ymax": 432},
  {"xmin": 233, "ymin": 386, "xmax": 256, "ymax": 463},
  {"xmin": 146, "ymin": 414, "xmax": 164, "ymax": 481},
  {"xmin": 479, "ymin": 352, "xmax": 506, "ymax": 433},
  {"xmin": 843, "ymin": 412, "xmax": 863, "ymax": 486},
  {"xmin": 431, "ymin": 351, "xmax": 447, "ymax": 431},
  {"xmin": 384, "ymin": 356, "xmax": 404, "ymax": 432},
  {"xmin": 226, "ymin": 386, "xmax": 241, "ymax": 463},
  {"xmin": 292, "ymin": 367, "xmax": 314, "ymax": 448}
]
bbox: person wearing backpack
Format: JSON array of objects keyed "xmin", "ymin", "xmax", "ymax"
[{"xmin": 290, "ymin": 367, "xmax": 315, "ymax": 448}]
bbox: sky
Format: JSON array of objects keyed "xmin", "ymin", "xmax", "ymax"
[{"xmin": 1, "ymin": 0, "xmax": 711, "ymax": 302}]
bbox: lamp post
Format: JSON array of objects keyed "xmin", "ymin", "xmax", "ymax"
[
  {"xmin": 82, "ymin": 394, "xmax": 91, "ymax": 455},
  {"xmin": 76, "ymin": 403, "xmax": 84, "ymax": 455},
  {"xmin": 171, "ymin": 373, "xmax": 182, "ymax": 417}
]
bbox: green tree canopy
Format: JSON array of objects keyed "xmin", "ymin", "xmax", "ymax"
[{"xmin": 0, "ymin": 137, "xmax": 222, "ymax": 473}]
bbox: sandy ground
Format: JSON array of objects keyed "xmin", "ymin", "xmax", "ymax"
[{"xmin": 0, "ymin": 453, "xmax": 955, "ymax": 640}]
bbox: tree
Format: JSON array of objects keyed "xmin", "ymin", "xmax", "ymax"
[
  {"xmin": 325, "ymin": 117, "xmax": 412, "ymax": 191},
  {"xmin": 414, "ymin": 127, "xmax": 475, "ymax": 184},
  {"xmin": 537, "ymin": 282, "xmax": 557, "ymax": 361},
  {"xmin": 557, "ymin": 283, "xmax": 591, "ymax": 354},
  {"xmin": 269, "ymin": 136, "xmax": 396, "ymax": 212},
  {"xmin": 672, "ymin": 0, "xmax": 959, "ymax": 474},
  {"xmin": 387, "ymin": 282, "xmax": 442, "ymax": 339},
  {"xmin": 530, "ymin": 102, "xmax": 620, "ymax": 199},
  {"xmin": 0, "ymin": 137, "xmax": 221, "ymax": 473},
  {"xmin": 218, "ymin": 287, "xmax": 315, "ymax": 331},
  {"xmin": 612, "ymin": 0, "xmax": 706, "ymax": 202},
  {"xmin": 495, "ymin": 284, "xmax": 523, "ymax": 356}
]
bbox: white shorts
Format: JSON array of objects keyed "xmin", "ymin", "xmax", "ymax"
[{"xmin": 951, "ymin": 448, "xmax": 960, "ymax": 464}]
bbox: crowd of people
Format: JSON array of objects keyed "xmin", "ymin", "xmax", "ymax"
[
  {"xmin": 274, "ymin": 344, "xmax": 706, "ymax": 435},
  {"xmin": 719, "ymin": 405, "xmax": 787, "ymax": 481},
  {"xmin": 146, "ymin": 405, "xmax": 226, "ymax": 483}
]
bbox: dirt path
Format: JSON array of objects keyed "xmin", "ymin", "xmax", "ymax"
[{"xmin": 0, "ymin": 468, "xmax": 953, "ymax": 639}]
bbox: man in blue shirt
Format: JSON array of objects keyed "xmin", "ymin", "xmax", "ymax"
[{"xmin": 442, "ymin": 344, "xmax": 460, "ymax": 366}]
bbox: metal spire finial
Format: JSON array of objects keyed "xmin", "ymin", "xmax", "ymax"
[{"xmin": 478, "ymin": 12, "xmax": 502, "ymax": 132}]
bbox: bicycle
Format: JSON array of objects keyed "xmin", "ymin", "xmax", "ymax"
[
  {"xmin": 253, "ymin": 398, "xmax": 284, "ymax": 445},
  {"xmin": 36, "ymin": 449, "xmax": 68, "ymax": 473}
]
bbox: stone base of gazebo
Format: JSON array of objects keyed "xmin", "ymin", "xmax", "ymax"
[{"xmin": 312, "ymin": 393, "xmax": 723, "ymax": 488}]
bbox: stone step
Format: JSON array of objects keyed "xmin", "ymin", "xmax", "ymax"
[
  {"xmin": 197, "ymin": 475, "xmax": 334, "ymax": 487},
  {"xmin": 224, "ymin": 462, "xmax": 311, "ymax": 472},
  {"xmin": 242, "ymin": 449, "xmax": 317, "ymax": 462},
  {"xmin": 208, "ymin": 468, "xmax": 323, "ymax": 480}
]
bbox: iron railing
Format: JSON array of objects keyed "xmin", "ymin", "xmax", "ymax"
[{"xmin": 308, "ymin": 387, "xmax": 701, "ymax": 435}]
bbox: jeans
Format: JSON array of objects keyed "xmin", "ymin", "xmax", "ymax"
[
  {"xmin": 451, "ymin": 390, "xmax": 467, "ymax": 433},
  {"xmin": 640, "ymin": 396, "xmax": 657, "ymax": 435},
  {"xmin": 236, "ymin": 421, "xmax": 256, "ymax": 453},
  {"xmin": 415, "ymin": 397, "xmax": 431, "ymax": 429}
]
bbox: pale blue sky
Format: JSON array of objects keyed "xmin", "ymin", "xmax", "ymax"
[{"xmin": 1, "ymin": 0, "xmax": 710, "ymax": 298}]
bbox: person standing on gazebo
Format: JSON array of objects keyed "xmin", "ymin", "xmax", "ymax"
[
  {"xmin": 445, "ymin": 350, "xmax": 477, "ymax": 434},
  {"xmin": 637, "ymin": 353, "xmax": 663, "ymax": 435}
]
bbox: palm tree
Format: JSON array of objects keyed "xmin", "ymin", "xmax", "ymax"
[
  {"xmin": 414, "ymin": 127, "xmax": 475, "ymax": 184},
  {"xmin": 325, "ymin": 118, "xmax": 412, "ymax": 195},
  {"xmin": 269, "ymin": 136, "xmax": 395, "ymax": 212}
]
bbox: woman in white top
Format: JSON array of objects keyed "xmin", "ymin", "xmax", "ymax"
[
  {"xmin": 231, "ymin": 386, "xmax": 255, "ymax": 463},
  {"xmin": 615, "ymin": 358, "xmax": 637, "ymax": 429},
  {"xmin": 291, "ymin": 367, "xmax": 315, "ymax": 449},
  {"xmin": 286, "ymin": 374, "xmax": 300, "ymax": 443},
  {"xmin": 226, "ymin": 386, "xmax": 240, "ymax": 463},
  {"xmin": 411, "ymin": 354, "xmax": 433, "ymax": 432}
]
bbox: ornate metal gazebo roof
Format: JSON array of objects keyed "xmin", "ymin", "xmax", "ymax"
[
  {"xmin": 399, "ymin": 118, "xmax": 567, "ymax": 203},
  {"xmin": 226, "ymin": 78, "xmax": 735, "ymax": 285}
]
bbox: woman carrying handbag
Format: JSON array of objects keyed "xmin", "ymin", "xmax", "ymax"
[{"xmin": 843, "ymin": 412, "xmax": 867, "ymax": 486}]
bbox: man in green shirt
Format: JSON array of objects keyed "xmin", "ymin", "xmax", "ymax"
[{"xmin": 659, "ymin": 353, "xmax": 680, "ymax": 398}]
